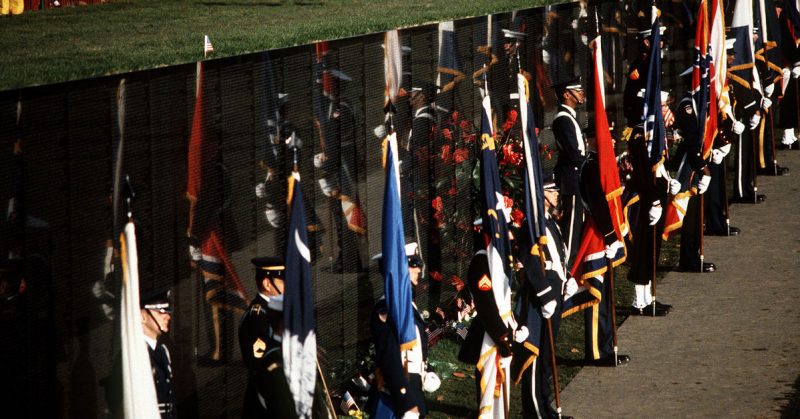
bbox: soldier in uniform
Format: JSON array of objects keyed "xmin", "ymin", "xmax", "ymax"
[
  {"xmin": 511, "ymin": 176, "xmax": 574, "ymax": 419},
  {"xmin": 367, "ymin": 242, "xmax": 438, "ymax": 418},
  {"xmin": 238, "ymin": 257, "xmax": 297, "ymax": 418},
  {"xmin": 105, "ymin": 287, "xmax": 178, "ymax": 419},
  {"xmin": 777, "ymin": 0, "xmax": 800, "ymax": 149},
  {"xmin": 551, "ymin": 77, "xmax": 587, "ymax": 267},
  {"xmin": 623, "ymin": 26, "xmax": 666, "ymax": 128}
]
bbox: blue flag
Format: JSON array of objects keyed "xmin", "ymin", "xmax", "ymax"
[
  {"xmin": 283, "ymin": 172, "xmax": 317, "ymax": 418},
  {"xmin": 518, "ymin": 74, "xmax": 547, "ymax": 253},
  {"xmin": 642, "ymin": 4, "xmax": 666, "ymax": 170},
  {"xmin": 382, "ymin": 132, "xmax": 417, "ymax": 349}
]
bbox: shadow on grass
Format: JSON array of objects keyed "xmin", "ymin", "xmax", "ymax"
[{"xmin": 780, "ymin": 374, "xmax": 800, "ymax": 419}]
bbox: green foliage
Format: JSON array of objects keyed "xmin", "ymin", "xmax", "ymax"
[{"xmin": 1, "ymin": 0, "xmax": 559, "ymax": 91}]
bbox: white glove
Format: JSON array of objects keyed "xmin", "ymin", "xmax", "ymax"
[
  {"xmin": 792, "ymin": 65, "xmax": 800, "ymax": 78},
  {"xmin": 264, "ymin": 205, "xmax": 281, "ymax": 228},
  {"xmin": 784, "ymin": 67, "xmax": 792, "ymax": 80},
  {"xmin": 564, "ymin": 277, "xmax": 579, "ymax": 298},
  {"xmin": 402, "ymin": 411, "xmax": 420, "ymax": 419},
  {"xmin": 761, "ymin": 97, "xmax": 773, "ymax": 110},
  {"xmin": 542, "ymin": 300, "xmax": 557, "ymax": 319},
  {"xmin": 697, "ymin": 175, "xmax": 711, "ymax": 194},
  {"xmin": 373, "ymin": 124, "xmax": 387, "ymax": 140},
  {"xmin": 749, "ymin": 114, "xmax": 762, "ymax": 129},
  {"xmin": 765, "ymin": 83, "xmax": 775, "ymax": 97},
  {"xmin": 189, "ymin": 244, "xmax": 202, "ymax": 261},
  {"xmin": 542, "ymin": 50, "xmax": 551, "ymax": 64},
  {"xmin": 313, "ymin": 152, "xmax": 326, "ymax": 168},
  {"xmin": 605, "ymin": 240, "xmax": 622, "ymax": 259},
  {"xmin": 718, "ymin": 143, "xmax": 732, "ymax": 157},
  {"xmin": 514, "ymin": 326, "xmax": 529, "ymax": 343},
  {"xmin": 255, "ymin": 182, "xmax": 267, "ymax": 198},
  {"xmin": 648, "ymin": 202, "xmax": 662, "ymax": 226},
  {"xmin": 422, "ymin": 372, "xmax": 441, "ymax": 393},
  {"xmin": 669, "ymin": 178, "xmax": 682, "ymax": 195},
  {"xmin": 732, "ymin": 120, "xmax": 745, "ymax": 135},
  {"xmin": 711, "ymin": 148, "xmax": 724, "ymax": 165}
]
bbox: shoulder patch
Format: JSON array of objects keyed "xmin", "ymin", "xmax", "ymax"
[
  {"xmin": 250, "ymin": 304, "xmax": 264, "ymax": 316},
  {"xmin": 252, "ymin": 337, "xmax": 267, "ymax": 359},
  {"xmin": 478, "ymin": 274, "xmax": 492, "ymax": 291},
  {"xmin": 629, "ymin": 69, "xmax": 639, "ymax": 80}
]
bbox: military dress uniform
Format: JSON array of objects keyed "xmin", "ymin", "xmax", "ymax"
[
  {"xmin": 623, "ymin": 56, "xmax": 647, "ymax": 127},
  {"xmin": 552, "ymin": 102, "xmax": 588, "ymax": 266},
  {"xmin": 727, "ymin": 64, "xmax": 763, "ymax": 203},
  {"xmin": 511, "ymin": 208, "xmax": 569, "ymax": 419},
  {"xmin": 238, "ymin": 293, "xmax": 297, "ymax": 418}
]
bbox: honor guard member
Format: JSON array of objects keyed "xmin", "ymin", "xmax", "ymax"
[
  {"xmin": 579, "ymin": 143, "xmax": 632, "ymax": 365},
  {"xmin": 510, "ymin": 176, "xmax": 574, "ymax": 419},
  {"xmin": 403, "ymin": 80, "xmax": 438, "ymax": 240},
  {"xmin": 727, "ymin": 33, "xmax": 767, "ymax": 204},
  {"xmin": 672, "ymin": 73, "xmax": 717, "ymax": 273},
  {"xmin": 238, "ymin": 257, "xmax": 297, "ymax": 419},
  {"xmin": 367, "ymin": 243, "xmax": 439, "ymax": 419},
  {"xmin": 104, "ymin": 287, "xmax": 178, "ymax": 418},
  {"xmin": 623, "ymin": 26, "xmax": 666, "ymax": 128},
  {"xmin": 777, "ymin": 0, "xmax": 800, "ymax": 149},
  {"xmin": 624, "ymin": 122, "xmax": 675, "ymax": 313},
  {"xmin": 551, "ymin": 76, "xmax": 587, "ymax": 267}
]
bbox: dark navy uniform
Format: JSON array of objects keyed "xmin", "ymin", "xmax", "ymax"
[
  {"xmin": 511, "ymin": 212, "xmax": 568, "ymax": 419},
  {"xmin": 623, "ymin": 56, "xmax": 647, "ymax": 127},
  {"xmin": 238, "ymin": 295, "xmax": 297, "ymax": 419},
  {"xmin": 368, "ymin": 298, "xmax": 428, "ymax": 418},
  {"xmin": 727, "ymin": 58, "xmax": 763, "ymax": 202},
  {"xmin": 149, "ymin": 341, "xmax": 177, "ymax": 418},
  {"xmin": 552, "ymin": 103, "xmax": 587, "ymax": 266}
]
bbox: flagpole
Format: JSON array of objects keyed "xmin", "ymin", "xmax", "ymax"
[
  {"xmin": 651, "ymin": 224, "xmax": 657, "ymax": 315},
  {"xmin": 699, "ymin": 193, "xmax": 705, "ymax": 273},
  {"xmin": 606, "ymin": 258, "xmax": 618, "ymax": 365},
  {"xmin": 547, "ymin": 318, "xmax": 562, "ymax": 419},
  {"xmin": 316, "ymin": 358, "xmax": 337, "ymax": 419}
]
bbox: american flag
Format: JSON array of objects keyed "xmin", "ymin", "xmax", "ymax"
[
  {"xmin": 203, "ymin": 35, "xmax": 214, "ymax": 55},
  {"xmin": 339, "ymin": 391, "xmax": 360, "ymax": 415},
  {"xmin": 454, "ymin": 323, "xmax": 468, "ymax": 340},
  {"xmin": 426, "ymin": 325, "xmax": 444, "ymax": 347}
]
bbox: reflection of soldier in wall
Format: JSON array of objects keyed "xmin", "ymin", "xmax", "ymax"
[{"xmin": 314, "ymin": 68, "xmax": 365, "ymax": 273}]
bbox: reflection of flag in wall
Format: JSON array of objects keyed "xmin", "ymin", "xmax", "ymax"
[
  {"xmin": 476, "ymin": 92, "xmax": 514, "ymax": 418},
  {"xmin": 313, "ymin": 41, "xmax": 366, "ymax": 235},
  {"xmin": 381, "ymin": 130, "xmax": 418, "ymax": 349},
  {"xmin": 119, "ymin": 221, "xmax": 160, "ymax": 419},
  {"xmin": 437, "ymin": 21, "xmax": 466, "ymax": 109},
  {"xmin": 282, "ymin": 171, "xmax": 317, "ymax": 419},
  {"xmin": 642, "ymin": 4, "xmax": 666, "ymax": 171},
  {"xmin": 564, "ymin": 32, "xmax": 627, "ymax": 317},
  {"xmin": 185, "ymin": 61, "xmax": 248, "ymax": 311}
]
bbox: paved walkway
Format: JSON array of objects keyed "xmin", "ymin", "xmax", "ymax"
[{"xmin": 560, "ymin": 149, "xmax": 800, "ymax": 418}]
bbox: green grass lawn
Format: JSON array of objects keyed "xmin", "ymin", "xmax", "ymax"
[{"xmin": 0, "ymin": 0, "xmax": 561, "ymax": 91}]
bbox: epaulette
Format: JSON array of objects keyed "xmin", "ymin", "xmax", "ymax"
[{"xmin": 249, "ymin": 304, "xmax": 266, "ymax": 316}]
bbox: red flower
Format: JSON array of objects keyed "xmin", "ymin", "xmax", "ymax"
[
  {"xmin": 501, "ymin": 109, "xmax": 518, "ymax": 133},
  {"xmin": 450, "ymin": 275, "xmax": 465, "ymax": 291},
  {"xmin": 501, "ymin": 142, "xmax": 523, "ymax": 166},
  {"xmin": 440, "ymin": 144, "xmax": 452, "ymax": 163},
  {"xmin": 462, "ymin": 133, "xmax": 476, "ymax": 143},
  {"xmin": 511, "ymin": 208, "xmax": 524, "ymax": 227},
  {"xmin": 459, "ymin": 119, "xmax": 471, "ymax": 131},
  {"xmin": 430, "ymin": 271, "xmax": 443, "ymax": 282},
  {"xmin": 453, "ymin": 148, "xmax": 469, "ymax": 164},
  {"xmin": 432, "ymin": 196, "xmax": 443, "ymax": 212},
  {"xmin": 504, "ymin": 195, "xmax": 514, "ymax": 210},
  {"xmin": 442, "ymin": 127, "xmax": 453, "ymax": 141},
  {"xmin": 451, "ymin": 110, "xmax": 461, "ymax": 123}
]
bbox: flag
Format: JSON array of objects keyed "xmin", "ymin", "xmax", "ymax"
[
  {"xmin": 119, "ymin": 221, "xmax": 160, "ymax": 419},
  {"xmin": 476, "ymin": 91, "xmax": 514, "ymax": 418},
  {"xmin": 384, "ymin": 30, "xmax": 402, "ymax": 110},
  {"xmin": 642, "ymin": 4, "xmax": 667, "ymax": 170},
  {"xmin": 204, "ymin": 35, "xmax": 214, "ymax": 56},
  {"xmin": 282, "ymin": 171, "xmax": 317, "ymax": 418},
  {"xmin": 339, "ymin": 391, "xmax": 360, "ymax": 415},
  {"xmin": 564, "ymin": 30, "xmax": 628, "ymax": 317},
  {"xmin": 437, "ymin": 21, "xmax": 466, "ymax": 107},
  {"xmin": 381, "ymin": 130, "xmax": 418, "ymax": 349},
  {"xmin": 518, "ymin": 73, "xmax": 547, "ymax": 257},
  {"xmin": 186, "ymin": 61, "xmax": 248, "ymax": 312},
  {"xmin": 662, "ymin": 0, "xmax": 714, "ymax": 240}
]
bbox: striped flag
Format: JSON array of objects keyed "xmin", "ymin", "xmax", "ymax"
[
  {"xmin": 204, "ymin": 35, "xmax": 214, "ymax": 56},
  {"xmin": 282, "ymin": 171, "xmax": 317, "ymax": 418},
  {"xmin": 642, "ymin": 3, "xmax": 667, "ymax": 171},
  {"xmin": 476, "ymin": 91, "xmax": 514, "ymax": 418},
  {"xmin": 381, "ymin": 130, "xmax": 418, "ymax": 349},
  {"xmin": 119, "ymin": 221, "xmax": 160, "ymax": 419},
  {"xmin": 564, "ymin": 28, "xmax": 628, "ymax": 317}
]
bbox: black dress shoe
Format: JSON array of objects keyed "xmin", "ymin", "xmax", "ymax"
[
  {"xmin": 654, "ymin": 300, "xmax": 673, "ymax": 312},
  {"xmin": 591, "ymin": 353, "xmax": 630, "ymax": 367},
  {"xmin": 706, "ymin": 226, "xmax": 740, "ymax": 236},
  {"xmin": 630, "ymin": 305, "xmax": 668, "ymax": 316},
  {"xmin": 703, "ymin": 262, "xmax": 716, "ymax": 272}
]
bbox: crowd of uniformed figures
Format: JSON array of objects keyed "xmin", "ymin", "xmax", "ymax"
[{"xmin": 7, "ymin": 0, "xmax": 798, "ymax": 418}]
